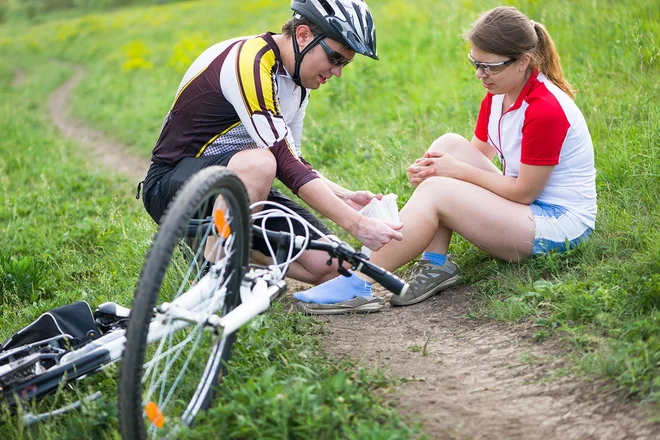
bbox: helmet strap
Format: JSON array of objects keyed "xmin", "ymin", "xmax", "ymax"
[{"xmin": 291, "ymin": 31, "xmax": 324, "ymax": 87}]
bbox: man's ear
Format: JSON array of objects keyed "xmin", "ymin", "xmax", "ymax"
[{"xmin": 295, "ymin": 24, "xmax": 313, "ymax": 49}]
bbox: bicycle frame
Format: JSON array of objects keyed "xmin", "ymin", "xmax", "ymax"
[{"xmin": 3, "ymin": 196, "xmax": 407, "ymax": 429}]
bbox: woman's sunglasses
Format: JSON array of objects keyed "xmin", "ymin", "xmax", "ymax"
[{"xmin": 468, "ymin": 52, "xmax": 517, "ymax": 74}]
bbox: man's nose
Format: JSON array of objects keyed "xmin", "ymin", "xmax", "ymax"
[{"xmin": 330, "ymin": 65, "xmax": 344, "ymax": 77}]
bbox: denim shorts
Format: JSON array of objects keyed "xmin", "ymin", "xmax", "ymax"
[{"xmin": 531, "ymin": 201, "xmax": 593, "ymax": 256}]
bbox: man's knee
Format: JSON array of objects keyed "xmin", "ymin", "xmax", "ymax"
[
  {"xmin": 228, "ymin": 149, "xmax": 276, "ymax": 201},
  {"xmin": 428, "ymin": 133, "xmax": 466, "ymax": 155},
  {"xmin": 229, "ymin": 149, "xmax": 276, "ymax": 181}
]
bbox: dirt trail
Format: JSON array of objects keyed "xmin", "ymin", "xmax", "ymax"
[
  {"xmin": 313, "ymin": 284, "xmax": 660, "ymax": 439},
  {"xmin": 48, "ymin": 68, "xmax": 659, "ymax": 440},
  {"xmin": 47, "ymin": 65, "xmax": 148, "ymax": 182}
]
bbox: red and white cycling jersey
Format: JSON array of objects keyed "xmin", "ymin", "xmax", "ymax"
[
  {"xmin": 475, "ymin": 70, "xmax": 597, "ymax": 228},
  {"xmin": 151, "ymin": 33, "xmax": 317, "ymax": 194}
]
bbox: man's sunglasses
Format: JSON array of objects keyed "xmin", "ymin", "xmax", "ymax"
[
  {"xmin": 468, "ymin": 52, "xmax": 517, "ymax": 74},
  {"xmin": 318, "ymin": 38, "xmax": 352, "ymax": 67}
]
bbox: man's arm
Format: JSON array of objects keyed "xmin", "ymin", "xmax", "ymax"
[
  {"xmin": 297, "ymin": 179, "xmax": 402, "ymax": 251},
  {"xmin": 314, "ymin": 169, "xmax": 383, "ymax": 211}
]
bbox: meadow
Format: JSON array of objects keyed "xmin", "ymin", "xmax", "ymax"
[{"xmin": 0, "ymin": 0, "xmax": 658, "ymax": 437}]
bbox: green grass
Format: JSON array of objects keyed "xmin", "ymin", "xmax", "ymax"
[
  {"xmin": 0, "ymin": 18, "xmax": 421, "ymax": 438},
  {"xmin": 0, "ymin": 0, "xmax": 659, "ymax": 435}
]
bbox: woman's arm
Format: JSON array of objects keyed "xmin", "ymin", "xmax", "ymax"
[
  {"xmin": 422, "ymin": 151, "xmax": 554, "ymax": 205},
  {"xmin": 470, "ymin": 135, "xmax": 498, "ymax": 161}
]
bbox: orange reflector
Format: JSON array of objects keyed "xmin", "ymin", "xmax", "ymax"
[
  {"xmin": 145, "ymin": 401, "xmax": 165, "ymax": 428},
  {"xmin": 214, "ymin": 209, "xmax": 231, "ymax": 239}
]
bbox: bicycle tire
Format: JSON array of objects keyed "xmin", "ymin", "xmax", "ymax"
[{"xmin": 119, "ymin": 166, "xmax": 251, "ymax": 439}]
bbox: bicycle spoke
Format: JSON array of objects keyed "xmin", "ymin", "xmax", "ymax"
[{"xmin": 120, "ymin": 168, "xmax": 250, "ymax": 439}]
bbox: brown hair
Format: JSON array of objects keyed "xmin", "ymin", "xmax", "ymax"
[
  {"xmin": 281, "ymin": 16, "xmax": 351, "ymax": 51},
  {"xmin": 281, "ymin": 17, "xmax": 322, "ymax": 38},
  {"xmin": 464, "ymin": 6, "xmax": 576, "ymax": 98}
]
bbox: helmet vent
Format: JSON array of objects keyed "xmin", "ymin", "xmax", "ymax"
[{"xmin": 317, "ymin": 0, "xmax": 336, "ymax": 16}]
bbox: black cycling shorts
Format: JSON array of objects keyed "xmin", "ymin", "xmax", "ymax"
[{"xmin": 141, "ymin": 153, "xmax": 333, "ymax": 256}]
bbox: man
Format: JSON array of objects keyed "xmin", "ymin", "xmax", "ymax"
[{"xmin": 140, "ymin": 0, "xmax": 402, "ymax": 312}]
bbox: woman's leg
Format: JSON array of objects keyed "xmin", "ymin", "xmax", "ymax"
[
  {"xmin": 370, "ymin": 176, "xmax": 535, "ymax": 272},
  {"xmin": 422, "ymin": 133, "xmax": 502, "ymax": 254},
  {"xmin": 293, "ymin": 176, "xmax": 535, "ymax": 310},
  {"xmin": 428, "ymin": 133, "xmax": 501, "ymax": 173},
  {"xmin": 293, "ymin": 134, "xmax": 534, "ymax": 310}
]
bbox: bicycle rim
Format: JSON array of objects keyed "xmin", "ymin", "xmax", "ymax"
[{"xmin": 119, "ymin": 166, "xmax": 250, "ymax": 439}]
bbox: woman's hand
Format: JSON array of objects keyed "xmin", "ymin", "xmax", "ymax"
[{"xmin": 407, "ymin": 151, "xmax": 466, "ymax": 186}]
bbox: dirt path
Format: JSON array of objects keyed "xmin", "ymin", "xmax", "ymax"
[
  {"xmin": 311, "ymin": 284, "xmax": 660, "ymax": 439},
  {"xmin": 48, "ymin": 68, "xmax": 659, "ymax": 440},
  {"xmin": 47, "ymin": 65, "xmax": 148, "ymax": 182}
]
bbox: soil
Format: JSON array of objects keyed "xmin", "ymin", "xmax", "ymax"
[{"xmin": 41, "ymin": 67, "xmax": 660, "ymax": 440}]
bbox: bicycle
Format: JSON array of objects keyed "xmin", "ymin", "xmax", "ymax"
[{"xmin": 0, "ymin": 165, "xmax": 408, "ymax": 438}]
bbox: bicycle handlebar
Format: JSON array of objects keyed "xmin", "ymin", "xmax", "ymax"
[{"xmin": 252, "ymin": 226, "xmax": 409, "ymax": 297}]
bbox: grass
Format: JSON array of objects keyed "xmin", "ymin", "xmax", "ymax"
[
  {"xmin": 0, "ymin": 7, "xmax": 422, "ymax": 436},
  {"xmin": 0, "ymin": 0, "xmax": 659, "ymax": 435}
]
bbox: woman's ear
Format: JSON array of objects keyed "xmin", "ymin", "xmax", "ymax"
[{"xmin": 519, "ymin": 53, "xmax": 532, "ymax": 71}]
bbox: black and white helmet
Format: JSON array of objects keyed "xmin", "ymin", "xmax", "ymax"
[{"xmin": 291, "ymin": 0, "xmax": 378, "ymax": 60}]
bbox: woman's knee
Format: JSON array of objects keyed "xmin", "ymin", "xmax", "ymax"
[
  {"xmin": 414, "ymin": 176, "xmax": 464, "ymax": 221},
  {"xmin": 428, "ymin": 133, "xmax": 468, "ymax": 155}
]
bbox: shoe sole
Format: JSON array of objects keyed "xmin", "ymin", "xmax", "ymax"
[
  {"xmin": 295, "ymin": 301, "xmax": 384, "ymax": 315},
  {"xmin": 390, "ymin": 274, "xmax": 462, "ymax": 307}
]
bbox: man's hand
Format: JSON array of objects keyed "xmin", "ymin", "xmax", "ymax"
[
  {"xmin": 355, "ymin": 216, "xmax": 403, "ymax": 251},
  {"xmin": 341, "ymin": 190, "xmax": 382, "ymax": 211}
]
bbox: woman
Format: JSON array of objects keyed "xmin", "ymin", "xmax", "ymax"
[{"xmin": 295, "ymin": 6, "xmax": 597, "ymax": 314}]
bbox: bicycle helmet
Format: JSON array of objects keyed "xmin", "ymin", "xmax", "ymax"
[
  {"xmin": 290, "ymin": 0, "xmax": 378, "ymax": 60},
  {"xmin": 287, "ymin": 0, "xmax": 377, "ymax": 86}
]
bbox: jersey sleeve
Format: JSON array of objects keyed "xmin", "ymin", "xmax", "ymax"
[
  {"xmin": 222, "ymin": 37, "xmax": 318, "ymax": 193},
  {"xmin": 222, "ymin": 37, "xmax": 289, "ymax": 149},
  {"xmin": 270, "ymin": 140, "xmax": 319, "ymax": 194},
  {"xmin": 520, "ymin": 97, "xmax": 570, "ymax": 166},
  {"xmin": 474, "ymin": 93, "xmax": 493, "ymax": 142}
]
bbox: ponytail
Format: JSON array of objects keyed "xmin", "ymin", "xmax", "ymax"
[{"xmin": 532, "ymin": 22, "xmax": 576, "ymax": 98}]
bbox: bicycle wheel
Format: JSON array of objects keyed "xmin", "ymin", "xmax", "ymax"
[{"xmin": 119, "ymin": 166, "xmax": 251, "ymax": 439}]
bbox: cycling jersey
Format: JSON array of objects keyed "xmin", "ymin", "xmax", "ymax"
[
  {"xmin": 151, "ymin": 32, "xmax": 318, "ymax": 194},
  {"xmin": 475, "ymin": 70, "xmax": 597, "ymax": 229}
]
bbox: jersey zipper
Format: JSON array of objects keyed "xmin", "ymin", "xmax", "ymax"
[{"xmin": 489, "ymin": 109, "xmax": 510, "ymax": 175}]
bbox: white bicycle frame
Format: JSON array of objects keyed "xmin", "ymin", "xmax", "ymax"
[{"xmin": 51, "ymin": 200, "xmax": 331, "ymax": 376}]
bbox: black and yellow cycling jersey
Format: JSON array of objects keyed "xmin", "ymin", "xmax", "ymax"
[{"xmin": 151, "ymin": 32, "xmax": 317, "ymax": 194}]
